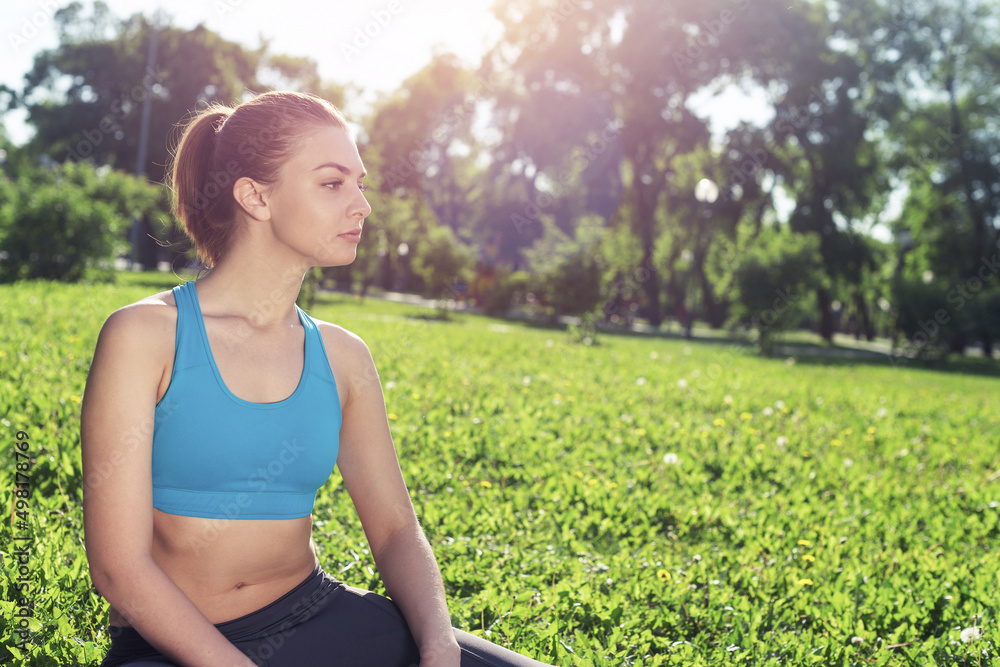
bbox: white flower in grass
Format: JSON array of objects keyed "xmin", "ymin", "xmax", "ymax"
[
  {"xmin": 677, "ymin": 378, "xmax": 688, "ymax": 388},
  {"xmin": 663, "ymin": 453, "xmax": 680, "ymax": 465},
  {"xmin": 636, "ymin": 377, "xmax": 647, "ymax": 386},
  {"xmin": 776, "ymin": 436, "xmax": 788, "ymax": 447},
  {"xmin": 762, "ymin": 406, "xmax": 774, "ymax": 416},
  {"xmin": 960, "ymin": 626, "xmax": 982, "ymax": 643}
]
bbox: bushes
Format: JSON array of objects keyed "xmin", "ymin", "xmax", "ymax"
[
  {"xmin": 0, "ymin": 162, "xmax": 163, "ymax": 283},
  {"xmin": 727, "ymin": 229, "xmax": 825, "ymax": 354}
]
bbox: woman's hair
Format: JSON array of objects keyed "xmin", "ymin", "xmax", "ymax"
[{"xmin": 168, "ymin": 91, "xmax": 348, "ymax": 268}]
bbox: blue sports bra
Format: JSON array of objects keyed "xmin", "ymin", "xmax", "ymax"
[{"xmin": 151, "ymin": 281, "xmax": 341, "ymax": 520}]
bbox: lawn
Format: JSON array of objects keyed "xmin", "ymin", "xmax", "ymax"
[{"xmin": 1, "ymin": 273, "xmax": 998, "ymax": 665}]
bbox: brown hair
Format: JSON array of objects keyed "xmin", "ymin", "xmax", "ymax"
[{"xmin": 168, "ymin": 91, "xmax": 348, "ymax": 268}]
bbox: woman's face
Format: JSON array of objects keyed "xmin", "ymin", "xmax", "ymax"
[{"xmin": 264, "ymin": 124, "xmax": 372, "ymax": 268}]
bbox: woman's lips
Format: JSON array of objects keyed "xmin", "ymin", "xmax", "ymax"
[{"xmin": 338, "ymin": 229, "xmax": 362, "ymax": 243}]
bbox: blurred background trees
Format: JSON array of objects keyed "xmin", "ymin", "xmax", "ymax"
[{"xmin": 1, "ymin": 0, "xmax": 997, "ymax": 357}]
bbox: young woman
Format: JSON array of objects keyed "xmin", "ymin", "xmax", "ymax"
[{"xmin": 81, "ymin": 91, "xmax": 550, "ymax": 667}]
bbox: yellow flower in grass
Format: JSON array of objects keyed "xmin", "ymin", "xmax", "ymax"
[
  {"xmin": 797, "ymin": 578, "xmax": 814, "ymax": 586},
  {"xmin": 657, "ymin": 569, "xmax": 671, "ymax": 582},
  {"xmin": 798, "ymin": 540, "xmax": 812, "ymax": 547},
  {"xmin": 713, "ymin": 418, "xmax": 726, "ymax": 427},
  {"xmin": 388, "ymin": 413, "xmax": 398, "ymax": 421},
  {"xmin": 479, "ymin": 480, "xmax": 492, "ymax": 489},
  {"xmin": 740, "ymin": 412, "xmax": 753, "ymax": 421},
  {"xmin": 802, "ymin": 555, "xmax": 815, "ymax": 563}
]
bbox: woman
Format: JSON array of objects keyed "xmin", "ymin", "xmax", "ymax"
[{"xmin": 81, "ymin": 91, "xmax": 550, "ymax": 667}]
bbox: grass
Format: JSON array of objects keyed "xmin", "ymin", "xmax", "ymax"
[{"xmin": 1, "ymin": 272, "xmax": 998, "ymax": 665}]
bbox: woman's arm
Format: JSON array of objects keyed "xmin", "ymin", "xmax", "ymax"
[
  {"xmin": 81, "ymin": 305, "xmax": 255, "ymax": 667},
  {"xmin": 332, "ymin": 330, "xmax": 461, "ymax": 666}
]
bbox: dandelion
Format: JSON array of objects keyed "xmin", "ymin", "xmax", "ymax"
[
  {"xmin": 479, "ymin": 480, "xmax": 492, "ymax": 488},
  {"xmin": 388, "ymin": 413, "xmax": 398, "ymax": 421},
  {"xmin": 831, "ymin": 439, "xmax": 842, "ymax": 447},
  {"xmin": 663, "ymin": 453, "xmax": 680, "ymax": 465},
  {"xmin": 634, "ymin": 428, "xmax": 647, "ymax": 436},
  {"xmin": 677, "ymin": 378, "xmax": 688, "ymax": 389},
  {"xmin": 802, "ymin": 555, "xmax": 815, "ymax": 563},
  {"xmin": 713, "ymin": 418, "xmax": 726, "ymax": 427},
  {"xmin": 798, "ymin": 540, "xmax": 812, "ymax": 547},
  {"xmin": 411, "ymin": 393, "xmax": 421, "ymax": 400},
  {"xmin": 522, "ymin": 376, "xmax": 531, "ymax": 386},
  {"xmin": 876, "ymin": 407, "xmax": 887, "ymax": 418},
  {"xmin": 867, "ymin": 426, "xmax": 877, "ymax": 435},
  {"xmin": 574, "ymin": 471, "xmax": 585, "ymax": 478},
  {"xmin": 797, "ymin": 578, "xmax": 814, "ymax": 586},
  {"xmin": 587, "ymin": 479, "xmax": 598, "ymax": 486},
  {"xmin": 960, "ymin": 626, "xmax": 982, "ymax": 643},
  {"xmin": 657, "ymin": 569, "xmax": 671, "ymax": 582},
  {"xmin": 740, "ymin": 412, "xmax": 753, "ymax": 421},
  {"xmin": 763, "ymin": 407, "xmax": 774, "ymax": 417},
  {"xmin": 775, "ymin": 400, "xmax": 785, "ymax": 410},
  {"xmin": 385, "ymin": 381, "xmax": 396, "ymax": 390},
  {"xmin": 724, "ymin": 395, "xmax": 733, "ymax": 404},
  {"xmin": 843, "ymin": 427, "xmax": 853, "ymax": 435},
  {"xmin": 636, "ymin": 377, "xmax": 647, "ymax": 386},
  {"xmin": 844, "ymin": 458, "xmax": 854, "ymax": 468},
  {"xmin": 776, "ymin": 436, "xmax": 788, "ymax": 447}
]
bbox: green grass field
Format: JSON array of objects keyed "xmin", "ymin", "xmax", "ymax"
[{"xmin": 1, "ymin": 274, "xmax": 998, "ymax": 666}]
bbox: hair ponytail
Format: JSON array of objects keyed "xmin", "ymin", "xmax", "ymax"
[
  {"xmin": 169, "ymin": 106, "xmax": 234, "ymax": 268},
  {"xmin": 167, "ymin": 91, "xmax": 348, "ymax": 269}
]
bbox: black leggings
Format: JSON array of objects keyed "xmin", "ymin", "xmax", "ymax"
[{"xmin": 99, "ymin": 564, "xmax": 551, "ymax": 667}]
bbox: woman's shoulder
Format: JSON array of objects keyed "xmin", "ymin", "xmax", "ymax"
[
  {"xmin": 96, "ymin": 288, "xmax": 178, "ymax": 349},
  {"xmin": 310, "ymin": 318, "xmax": 380, "ymax": 388},
  {"xmin": 311, "ymin": 318, "xmax": 371, "ymax": 361}
]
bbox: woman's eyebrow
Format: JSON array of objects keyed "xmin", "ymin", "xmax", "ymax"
[{"xmin": 312, "ymin": 161, "xmax": 367, "ymax": 178}]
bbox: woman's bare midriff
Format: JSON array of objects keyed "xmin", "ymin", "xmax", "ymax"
[{"xmin": 108, "ymin": 511, "xmax": 318, "ymax": 628}]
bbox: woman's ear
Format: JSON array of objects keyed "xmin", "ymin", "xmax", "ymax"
[{"xmin": 233, "ymin": 177, "xmax": 271, "ymax": 222}]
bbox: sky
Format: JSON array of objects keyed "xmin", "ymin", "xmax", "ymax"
[
  {"xmin": 0, "ymin": 0, "xmax": 505, "ymax": 142},
  {"xmin": 0, "ymin": 0, "xmax": 773, "ymax": 145}
]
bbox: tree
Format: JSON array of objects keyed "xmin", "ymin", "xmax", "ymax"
[{"xmin": 727, "ymin": 227, "xmax": 825, "ymax": 354}]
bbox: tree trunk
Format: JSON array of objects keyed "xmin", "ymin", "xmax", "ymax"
[
  {"xmin": 853, "ymin": 291, "xmax": 875, "ymax": 341},
  {"xmin": 816, "ymin": 287, "xmax": 835, "ymax": 343},
  {"xmin": 695, "ymin": 254, "xmax": 725, "ymax": 329},
  {"xmin": 981, "ymin": 331, "xmax": 994, "ymax": 359},
  {"xmin": 639, "ymin": 246, "xmax": 662, "ymax": 327}
]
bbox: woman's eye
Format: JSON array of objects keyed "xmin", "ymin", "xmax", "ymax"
[
  {"xmin": 324, "ymin": 181, "xmax": 343, "ymax": 190},
  {"xmin": 359, "ymin": 183, "xmax": 369, "ymax": 192}
]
